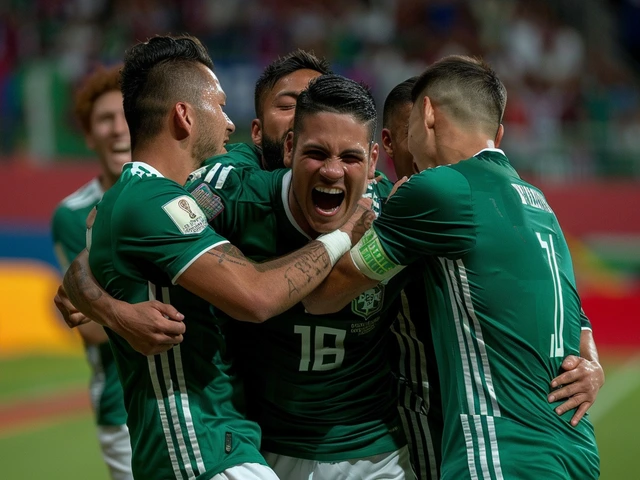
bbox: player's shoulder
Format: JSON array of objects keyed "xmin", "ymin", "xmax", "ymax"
[
  {"xmin": 52, "ymin": 178, "xmax": 102, "ymax": 231},
  {"xmin": 404, "ymin": 164, "xmax": 472, "ymax": 201},
  {"xmin": 202, "ymin": 142, "xmax": 262, "ymax": 170},
  {"xmin": 112, "ymin": 162, "xmax": 189, "ymax": 214},
  {"xmin": 55, "ymin": 178, "xmax": 103, "ymax": 212}
]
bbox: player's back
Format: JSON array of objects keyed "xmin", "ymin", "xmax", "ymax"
[
  {"xmin": 429, "ymin": 150, "xmax": 599, "ymax": 479},
  {"xmin": 89, "ymin": 163, "xmax": 264, "ymax": 479}
]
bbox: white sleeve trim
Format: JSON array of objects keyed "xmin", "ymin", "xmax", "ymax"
[
  {"xmin": 581, "ymin": 326, "xmax": 593, "ymax": 332},
  {"xmin": 172, "ymin": 240, "xmax": 230, "ymax": 285}
]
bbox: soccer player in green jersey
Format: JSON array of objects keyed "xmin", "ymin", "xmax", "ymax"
[
  {"xmin": 382, "ymin": 76, "xmax": 443, "ymax": 480},
  {"xmin": 379, "ymin": 75, "xmax": 604, "ymax": 479},
  {"xmin": 305, "ymin": 56, "xmax": 601, "ymax": 479},
  {"xmin": 60, "ymin": 36, "xmax": 372, "ymax": 480},
  {"xmin": 187, "ymin": 74, "xmax": 414, "ymax": 479},
  {"xmin": 51, "ymin": 64, "xmax": 133, "ymax": 480}
]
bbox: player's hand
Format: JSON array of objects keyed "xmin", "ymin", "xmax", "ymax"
[
  {"xmin": 388, "ymin": 176, "xmax": 408, "ymax": 199},
  {"xmin": 340, "ymin": 197, "xmax": 375, "ymax": 245},
  {"xmin": 548, "ymin": 355, "xmax": 605, "ymax": 426},
  {"xmin": 109, "ymin": 301, "xmax": 186, "ymax": 356},
  {"xmin": 54, "ymin": 284, "xmax": 91, "ymax": 328}
]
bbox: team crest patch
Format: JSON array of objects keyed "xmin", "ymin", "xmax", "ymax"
[
  {"xmin": 162, "ymin": 195, "xmax": 208, "ymax": 234},
  {"xmin": 351, "ymin": 284, "xmax": 385, "ymax": 319},
  {"xmin": 191, "ymin": 183, "xmax": 224, "ymax": 221}
]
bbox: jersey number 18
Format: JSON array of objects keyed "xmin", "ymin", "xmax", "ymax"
[{"xmin": 294, "ymin": 326, "xmax": 346, "ymax": 372}]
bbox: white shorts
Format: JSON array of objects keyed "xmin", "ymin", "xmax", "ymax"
[
  {"xmin": 263, "ymin": 446, "xmax": 415, "ymax": 480},
  {"xmin": 97, "ymin": 424, "xmax": 133, "ymax": 480},
  {"xmin": 211, "ymin": 462, "xmax": 280, "ymax": 479}
]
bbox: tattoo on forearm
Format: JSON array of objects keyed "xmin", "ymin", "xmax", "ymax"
[
  {"xmin": 210, "ymin": 241, "xmax": 330, "ymax": 299},
  {"xmin": 65, "ymin": 256, "xmax": 103, "ymax": 311},
  {"xmin": 280, "ymin": 242, "xmax": 330, "ymax": 298},
  {"xmin": 208, "ymin": 243, "xmax": 250, "ymax": 266}
]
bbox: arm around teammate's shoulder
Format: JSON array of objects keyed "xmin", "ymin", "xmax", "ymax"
[
  {"xmin": 373, "ymin": 166, "xmax": 477, "ymax": 265},
  {"xmin": 176, "ymin": 197, "xmax": 375, "ymax": 323}
]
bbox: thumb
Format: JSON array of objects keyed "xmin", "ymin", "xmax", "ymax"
[
  {"xmin": 152, "ymin": 301, "xmax": 185, "ymax": 321},
  {"xmin": 561, "ymin": 355, "xmax": 580, "ymax": 371}
]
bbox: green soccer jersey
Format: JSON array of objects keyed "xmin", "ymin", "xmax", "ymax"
[
  {"xmin": 389, "ymin": 266, "xmax": 443, "ymax": 480},
  {"xmin": 184, "ymin": 163, "xmax": 407, "ymax": 461},
  {"xmin": 356, "ymin": 149, "xmax": 600, "ymax": 479},
  {"xmin": 89, "ymin": 162, "xmax": 265, "ymax": 480},
  {"xmin": 51, "ymin": 178, "xmax": 127, "ymax": 427}
]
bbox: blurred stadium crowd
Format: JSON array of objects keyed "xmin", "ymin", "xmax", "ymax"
[{"xmin": 0, "ymin": 0, "xmax": 639, "ymax": 180}]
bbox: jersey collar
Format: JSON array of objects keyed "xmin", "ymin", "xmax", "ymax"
[
  {"xmin": 281, "ymin": 170, "xmax": 313, "ymax": 240},
  {"xmin": 124, "ymin": 161, "xmax": 165, "ymax": 178},
  {"xmin": 473, "ymin": 147, "xmax": 506, "ymax": 157}
]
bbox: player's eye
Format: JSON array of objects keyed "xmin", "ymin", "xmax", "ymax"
[{"xmin": 305, "ymin": 149, "xmax": 326, "ymax": 160}]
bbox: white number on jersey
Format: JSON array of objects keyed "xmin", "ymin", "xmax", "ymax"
[
  {"xmin": 537, "ymin": 232, "xmax": 565, "ymax": 358},
  {"xmin": 294, "ymin": 326, "xmax": 346, "ymax": 372}
]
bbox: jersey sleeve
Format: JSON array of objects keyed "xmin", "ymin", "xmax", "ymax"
[
  {"xmin": 580, "ymin": 308, "xmax": 593, "ymax": 331},
  {"xmin": 51, "ymin": 206, "xmax": 87, "ymax": 272},
  {"xmin": 113, "ymin": 179, "xmax": 229, "ymax": 284},
  {"xmin": 374, "ymin": 166, "xmax": 476, "ymax": 265}
]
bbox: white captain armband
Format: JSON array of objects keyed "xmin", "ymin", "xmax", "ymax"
[{"xmin": 350, "ymin": 228, "xmax": 405, "ymax": 281}]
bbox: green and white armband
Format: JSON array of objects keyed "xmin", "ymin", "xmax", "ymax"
[{"xmin": 350, "ymin": 228, "xmax": 405, "ymax": 281}]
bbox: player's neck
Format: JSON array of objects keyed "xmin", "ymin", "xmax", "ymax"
[
  {"xmin": 436, "ymin": 131, "xmax": 499, "ymax": 166},
  {"xmin": 98, "ymin": 173, "xmax": 117, "ymax": 191},
  {"xmin": 287, "ymin": 185, "xmax": 317, "ymax": 239},
  {"xmin": 132, "ymin": 142, "xmax": 197, "ymax": 185}
]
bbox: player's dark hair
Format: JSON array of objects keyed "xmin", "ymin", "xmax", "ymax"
[
  {"xmin": 382, "ymin": 76, "xmax": 417, "ymax": 129},
  {"xmin": 121, "ymin": 35, "xmax": 215, "ymax": 149},
  {"xmin": 293, "ymin": 74, "xmax": 377, "ymax": 145},
  {"xmin": 411, "ymin": 55, "xmax": 507, "ymax": 135},
  {"xmin": 254, "ymin": 49, "xmax": 331, "ymax": 119}
]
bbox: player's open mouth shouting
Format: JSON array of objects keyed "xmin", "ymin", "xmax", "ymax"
[{"xmin": 312, "ymin": 186, "xmax": 345, "ymax": 216}]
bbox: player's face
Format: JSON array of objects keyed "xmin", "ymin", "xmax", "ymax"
[
  {"xmin": 257, "ymin": 69, "xmax": 322, "ymax": 170},
  {"xmin": 286, "ymin": 111, "xmax": 377, "ymax": 236},
  {"xmin": 388, "ymin": 102, "xmax": 415, "ymax": 179},
  {"xmin": 86, "ymin": 90, "xmax": 131, "ymax": 181},
  {"xmin": 193, "ymin": 68, "xmax": 235, "ymax": 164}
]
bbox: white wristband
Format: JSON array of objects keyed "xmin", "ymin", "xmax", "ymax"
[{"xmin": 317, "ymin": 230, "xmax": 351, "ymax": 267}]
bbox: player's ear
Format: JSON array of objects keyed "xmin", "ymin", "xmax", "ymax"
[
  {"xmin": 423, "ymin": 96, "xmax": 435, "ymax": 129},
  {"xmin": 251, "ymin": 119, "xmax": 262, "ymax": 147},
  {"xmin": 173, "ymin": 102, "xmax": 192, "ymax": 141},
  {"xmin": 495, "ymin": 124, "xmax": 504, "ymax": 148},
  {"xmin": 368, "ymin": 142, "xmax": 379, "ymax": 179},
  {"xmin": 381, "ymin": 128, "xmax": 393, "ymax": 159},
  {"xmin": 283, "ymin": 131, "xmax": 295, "ymax": 168}
]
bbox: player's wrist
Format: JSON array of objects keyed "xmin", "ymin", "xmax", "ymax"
[
  {"xmin": 350, "ymin": 229, "xmax": 405, "ymax": 281},
  {"xmin": 317, "ymin": 230, "xmax": 351, "ymax": 266}
]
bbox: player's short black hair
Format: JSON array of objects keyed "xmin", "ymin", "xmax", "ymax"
[
  {"xmin": 382, "ymin": 76, "xmax": 417, "ymax": 129},
  {"xmin": 254, "ymin": 49, "xmax": 332, "ymax": 119},
  {"xmin": 293, "ymin": 74, "xmax": 377, "ymax": 144},
  {"xmin": 411, "ymin": 55, "xmax": 507, "ymax": 135},
  {"xmin": 121, "ymin": 35, "xmax": 215, "ymax": 149}
]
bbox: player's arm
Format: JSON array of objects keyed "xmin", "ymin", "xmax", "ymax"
[
  {"xmin": 304, "ymin": 167, "xmax": 476, "ymax": 314},
  {"xmin": 175, "ymin": 196, "xmax": 373, "ymax": 322},
  {"xmin": 549, "ymin": 310, "xmax": 604, "ymax": 426},
  {"xmin": 62, "ymin": 249, "xmax": 188, "ymax": 356},
  {"xmin": 52, "ymin": 206, "xmax": 109, "ymax": 345}
]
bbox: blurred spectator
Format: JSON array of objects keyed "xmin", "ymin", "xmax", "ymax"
[{"xmin": 1, "ymin": 0, "xmax": 639, "ymax": 180}]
